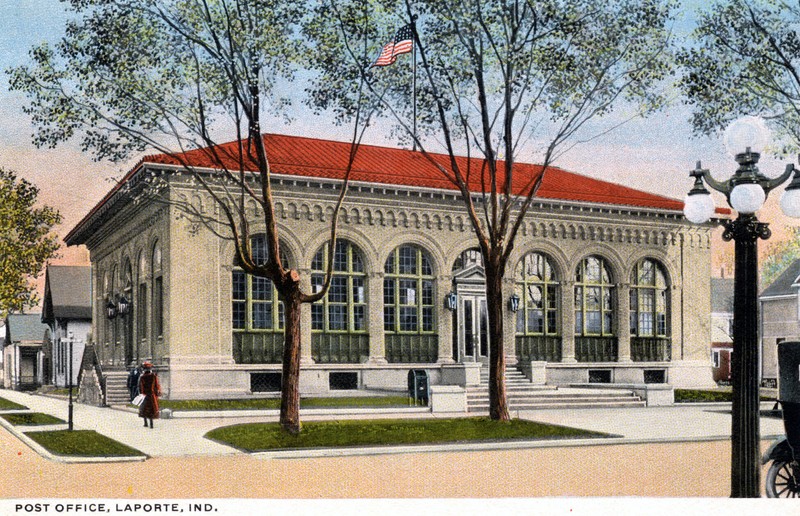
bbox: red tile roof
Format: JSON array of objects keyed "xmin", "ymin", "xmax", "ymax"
[
  {"xmin": 66, "ymin": 133, "xmax": 718, "ymax": 245},
  {"xmin": 146, "ymin": 133, "xmax": 692, "ymax": 210}
]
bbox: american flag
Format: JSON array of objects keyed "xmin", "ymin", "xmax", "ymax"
[{"xmin": 371, "ymin": 24, "xmax": 414, "ymax": 67}]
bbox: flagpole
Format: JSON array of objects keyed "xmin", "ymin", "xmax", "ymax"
[{"xmin": 411, "ymin": 16, "xmax": 418, "ymax": 152}]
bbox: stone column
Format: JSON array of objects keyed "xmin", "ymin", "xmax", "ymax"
[
  {"xmin": 367, "ymin": 271, "xmax": 387, "ymax": 364},
  {"xmin": 561, "ymin": 280, "xmax": 577, "ymax": 363},
  {"xmin": 503, "ymin": 277, "xmax": 518, "ymax": 366},
  {"xmin": 437, "ymin": 274, "xmax": 455, "ymax": 364},
  {"xmin": 618, "ymin": 282, "xmax": 632, "ymax": 362},
  {"xmin": 298, "ymin": 268, "xmax": 315, "ymax": 364}
]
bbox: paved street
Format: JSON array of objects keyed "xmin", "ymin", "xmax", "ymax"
[{"xmin": 0, "ymin": 388, "xmax": 789, "ymax": 498}]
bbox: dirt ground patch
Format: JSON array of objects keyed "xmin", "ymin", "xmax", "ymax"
[{"xmin": 0, "ymin": 425, "xmax": 772, "ymax": 498}]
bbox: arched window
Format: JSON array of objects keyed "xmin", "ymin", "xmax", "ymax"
[
  {"xmin": 384, "ymin": 245, "xmax": 435, "ymax": 333},
  {"xmin": 515, "ymin": 253, "xmax": 559, "ymax": 336},
  {"xmin": 574, "ymin": 256, "xmax": 615, "ymax": 336},
  {"xmin": 152, "ymin": 241, "xmax": 163, "ymax": 339},
  {"xmin": 231, "ymin": 235, "xmax": 286, "ymax": 332},
  {"xmin": 310, "ymin": 240, "xmax": 367, "ymax": 333},
  {"xmin": 630, "ymin": 258, "xmax": 669, "ymax": 337}
]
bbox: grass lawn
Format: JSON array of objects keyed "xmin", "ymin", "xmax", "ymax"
[
  {"xmin": 1, "ymin": 413, "xmax": 65, "ymax": 426},
  {"xmin": 0, "ymin": 397, "xmax": 27, "ymax": 411},
  {"xmin": 25, "ymin": 430, "xmax": 145, "ymax": 457},
  {"xmin": 160, "ymin": 396, "xmax": 410, "ymax": 411},
  {"xmin": 675, "ymin": 389, "xmax": 776, "ymax": 403},
  {"xmin": 205, "ymin": 417, "xmax": 609, "ymax": 452}
]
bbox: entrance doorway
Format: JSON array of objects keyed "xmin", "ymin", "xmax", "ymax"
[
  {"xmin": 451, "ymin": 248, "xmax": 489, "ymax": 364},
  {"xmin": 459, "ymin": 294, "xmax": 489, "ymax": 363}
]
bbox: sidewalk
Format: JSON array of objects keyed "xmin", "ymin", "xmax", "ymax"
[{"xmin": 0, "ymin": 388, "xmax": 788, "ymax": 462}]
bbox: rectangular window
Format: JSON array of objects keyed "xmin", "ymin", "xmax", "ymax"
[
  {"xmin": 334, "ymin": 244, "xmax": 348, "ymax": 272},
  {"xmin": 138, "ymin": 283, "xmax": 148, "ymax": 339},
  {"xmin": 311, "ymin": 274, "xmax": 324, "ymax": 294},
  {"xmin": 311, "ymin": 304, "xmax": 324, "ymax": 330},
  {"xmin": 712, "ymin": 350, "xmax": 720, "ymax": 368},
  {"xmin": 233, "ymin": 302, "xmax": 246, "ymax": 330},
  {"xmin": 422, "ymin": 280, "xmax": 433, "ymax": 305},
  {"xmin": 399, "ymin": 306, "xmax": 418, "ymax": 331},
  {"xmin": 252, "ymin": 302, "xmax": 273, "ymax": 330},
  {"xmin": 587, "ymin": 287, "xmax": 601, "ymax": 310},
  {"xmin": 153, "ymin": 276, "xmax": 163, "ymax": 337},
  {"xmin": 353, "ymin": 305, "xmax": 366, "ymax": 331},
  {"xmin": 328, "ymin": 305, "xmax": 347, "ymax": 331},
  {"xmin": 399, "ymin": 246, "xmax": 416, "ymax": 274},
  {"xmin": 383, "ymin": 307, "xmax": 395, "ymax": 332},
  {"xmin": 639, "ymin": 312, "xmax": 654, "ymax": 336},
  {"xmin": 586, "ymin": 311, "xmax": 601, "ymax": 334},
  {"xmin": 399, "ymin": 279, "xmax": 417, "ymax": 305},
  {"xmin": 252, "ymin": 277, "xmax": 271, "ymax": 301},
  {"xmin": 384, "ymin": 278, "xmax": 395, "ymax": 305},
  {"xmin": 233, "ymin": 271, "xmax": 246, "ymax": 300},
  {"xmin": 546, "ymin": 310, "xmax": 557, "ymax": 335},
  {"xmin": 527, "ymin": 285, "xmax": 543, "ymax": 309},
  {"xmin": 657, "ymin": 313, "xmax": 667, "ymax": 336},
  {"xmin": 352, "ymin": 277, "xmax": 365, "ymax": 304},
  {"xmin": 422, "ymin": 307, "xmax": 434, "ymax": 332},
  {"xmin": 527, "ymin": 310, "xmax": 544, "ymax": 333},
  {"xmin": 329, "ymin": 277, "xmax": 347, "ymax": 303}
]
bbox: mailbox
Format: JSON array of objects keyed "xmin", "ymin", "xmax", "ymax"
[{"xmin": 408, "ymin": 369, "xmax": 430, "ymax": 406}]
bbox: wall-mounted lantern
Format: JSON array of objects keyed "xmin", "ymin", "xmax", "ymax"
[
  {"xmin": 509, "ymin": 293, "xmax": 521, "ymax": 313},
  {"xmin": 445, "ymin": 292, "xmax": 457, "ymax": 311},
  {"xmin": 106, "ymin": 299, "xmax": 118, "ymax": 320},
  {"xmin": 117, "ymin": 295, "xmax": 131, "ymax": 317}
]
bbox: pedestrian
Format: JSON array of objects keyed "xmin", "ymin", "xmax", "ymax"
[
  {"xmin": 137, "ymin": 362, "xmax": 162, "ymax": 429},
  {"xmin": 126, "ymin": 366, "xmax": 141, "ymax": 402}
]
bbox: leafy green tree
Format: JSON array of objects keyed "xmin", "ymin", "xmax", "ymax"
[
  {"xmin": 8, "ymin": 0, "xmax": 372, "ymax": 434},
  {"xmin": 0, "ymin": 169, "xmax": 61, "ymax": 318},
  {"xmin": 680, "ymin": 0, "xmax": 800, "ymax": 154},
  {"xmin": 306, "ymin": 0, "xmax": 676, "ymax": 420},
  {"xmin": 761, "ymin": 226, "xmax": 800, "ymax": 287}
]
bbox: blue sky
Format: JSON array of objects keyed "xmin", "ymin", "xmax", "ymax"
[{"xmin": 0, "ymin": 0, "xmax": 797, "ymax": 269}]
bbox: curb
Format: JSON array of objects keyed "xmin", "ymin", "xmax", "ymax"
[
  {"xmin": 0, "ymin": 409, "xmax": 147, "ymax": 464},
  {"xmin": 252, "ymin": 432, "xmax": 788, "ymax": 460}
]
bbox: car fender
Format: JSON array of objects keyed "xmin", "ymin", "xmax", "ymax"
[{"xmin": 762, "ymin": 438, "xmax": 794, "ymax": 465}]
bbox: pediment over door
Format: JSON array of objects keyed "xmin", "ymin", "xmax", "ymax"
[{"xmin": 453, "ymin": 264, "xmax": 486, "ymax": 286}]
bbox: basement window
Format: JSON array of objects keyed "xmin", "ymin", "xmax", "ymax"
[
  {"xmin": 329, "ymin": 372, "xmax": 358, "ymax": 390},
  {"xmin": 588, "ymin": 369, "xmax": 612, "ymax": 384},
  {"xmin": 644, "ymin": 369, "xmax": 666, "ymax": 384},
  {"xmin": 251, "ymin": 372, "xmax": 281, "ymax": 393}
]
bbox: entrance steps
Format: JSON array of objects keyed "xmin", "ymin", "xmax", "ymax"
[
  {"xmin": 466, "ymin": 366, "xmax": 646, "ymax": 412},
  {"xmin": 104, "ymin": 371, "xmax": 131, "ymax": 406}
]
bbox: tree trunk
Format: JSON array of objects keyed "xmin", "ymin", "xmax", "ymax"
[
  {"xmin": 279, "ymin": 285, "xmax": 302, "ymax": 434},
  {"xmin": 485, "ymin": 263, "xmax": 510, "ymax": 421}
]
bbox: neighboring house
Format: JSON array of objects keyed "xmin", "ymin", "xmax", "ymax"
[
  {"xmin": 64, "ymin": 133, "xmax": 719, "ymax": 400},
  {"xmin": 41, "ymin": 265, "xmax": 92, "ymax": 388},
  {"xmin": 3, "ymin": 314, "xmax": 49, "ymax": 391},
  {"xmin": 760, "ymin": 258, "xmax": 800, "ymax": 387},
  {"xmin": 710, "ymin": 277, "xmax": 734, "ymax": 384}
]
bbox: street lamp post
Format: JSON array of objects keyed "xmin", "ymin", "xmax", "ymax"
[
  {"xmin": 683, "ymin": 119, "xmax": 800, "ymax": 498},
  {"xmin": 67, "ymin": 331, "xmax": 74, "ymax": 432}
]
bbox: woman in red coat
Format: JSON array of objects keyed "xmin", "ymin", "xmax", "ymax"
[{"xmin": 138, "ymin": 362, "xmax": 162, "ymax": 429}]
